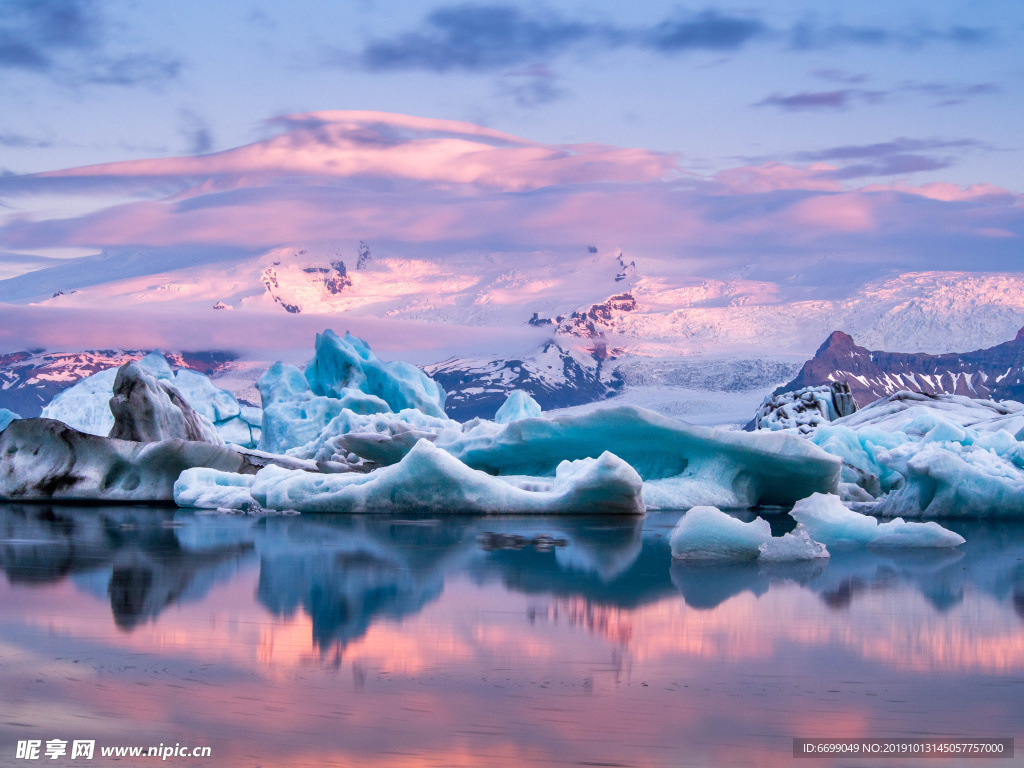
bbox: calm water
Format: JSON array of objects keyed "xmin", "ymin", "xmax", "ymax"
[{"xmin": 1, "ymin": 504, "xmax": 1022, "ymax": 767}]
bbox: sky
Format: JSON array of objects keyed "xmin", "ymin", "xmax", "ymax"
[
  {"xmin": 0, "ymin": 0, "xmax": 1021, "ymax": 355},
  {"xmin": 1, "ymin": 0, "xmax": 1020, "ymax": 183}
]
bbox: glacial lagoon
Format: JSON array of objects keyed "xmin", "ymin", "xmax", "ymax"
[{"xmin": 1, "ymin": 504, "xmax": 1022, "ymax": 767}]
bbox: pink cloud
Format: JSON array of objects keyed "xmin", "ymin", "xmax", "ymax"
[
  {"xmin": 862, "ymin": 180, "xmax": 1017, "ymax": 202},
  {"xmin": 713, "ymin": 162, "xmax": 842, "ymax": 195},
  {"xmin": 35, "ymin": 111, "xmax": 679, "ymax": 194}
]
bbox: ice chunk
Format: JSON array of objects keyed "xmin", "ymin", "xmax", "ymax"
[
  {"xmin": 297, "ymin": 408, "xmax": 459, "ymax": 468},
  {"xmin": 0, "ymin": 418, "xmax": 256, "ymax": 503},
  {"xmin": 304, "ymin": 330, "xmax": 446, "ymax": 417},
  {"xmin": 753, "ymin": 383, "xmax": 857, "ymax": 434},
  {"xmin": 41, "ymin": 366, "xmax": 119, "ymax": 436},
  {"xmin": 758, "ymin": 528, "xmax": 829, "ymax": 562},
  {"xmin": 109, "ymin": 362, "xmax": 222, "ymax": 444},
  {"xmin": 235, "ymin": 440, "xmax": 645, "ymax": 514},
  {"xmin": 441, "ymin": 406, "xmax": 840, "ymax": 509},
  {"xmin": 834, "ymin": 391, "xmax": 1024, "ymax": 434},
  {"xmin": 172, "ymin": 368, "xmax": 241, "ymax": 422},
  {"xmin": 174, "ymin": 468, "xmax": 258, "ymax": 511},
  {"xmin": 40, "ymin": 352, "xmax": 256, "ymax": 447},
  {"xmin": 494, "ymin": 390, "xmax": 542, "ymax": 423},
  {"xmin": 813, "ymin": 400, "xmax": 1024, "ymax": 516},
  {"xmin": 670, "ymin": 506, "xmax": 771, "ymax": 561},
  {"xmin": 0, "ymin": 408, "xmax": 19, "ymax": 432},
  {"xmin": 791, "ymin": 493, "xmax": 964, "ymax": 548},
  {"xmin": 255, "ymin": 360, "xmax": 393, "ymax": 454}
]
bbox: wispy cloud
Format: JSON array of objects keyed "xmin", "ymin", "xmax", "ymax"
[
  {"xmin": 178, "ymin": 109, "xmax": 214, "ymax": 155},
  {"xmin": 755, "ymin": 89, "xmax": 886, "ymax": 111},
  {"xmin": 354, "ymin": 5, "xmax": 767, "ymax": 73},
  {"xmin": 496, "ymin": 65, "xmax": 565, "ymax": 107},
  {"xmin": 789, "ymin": 19, "xmax": 992, "ymax": 50},
  {"xmin": 348, "ymin": 4, "xmax": 992, "ymax": 75},
  {"xmin": 757, "ymin": 80, "xmax": 997, "ymax": 112},
  {"xmin": 0, "ymin": 0, "xmax": 181, "ymax": 87}
]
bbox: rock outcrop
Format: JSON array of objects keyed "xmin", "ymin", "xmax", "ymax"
[{"xmin": 777, "ymin": 327, "xmax": 1024, "ymax": 407}]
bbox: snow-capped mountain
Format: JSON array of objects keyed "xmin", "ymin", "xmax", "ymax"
[
  {"xmin": 775, "ymin": 326, "xmax": 1024, "ymax": 407},
  {"xmin": 0, "ymin": 349, "xmax": 237, "ymax": 416}
]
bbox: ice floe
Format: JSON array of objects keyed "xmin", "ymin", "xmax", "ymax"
[
  {"xmin": 669, "ymin": 506, "xmax": 771, "ymax": 560},
  {"xmin": 177, "ymin": 439, "xmax": 645, "ymax": 515},
  {"xmin": 791, "ymin": 493, "xmax": 965, "ymax": 547},
  {"xmin": 670, "ymin": 505, "xmax": 830, "ymax": 562}
]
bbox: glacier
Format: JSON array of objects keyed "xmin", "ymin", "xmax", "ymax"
[
  {"xmin": 176, "ymin": 439, "xmax": 645, "ymax": 515},
  {"xmin": 791, "ymin": 493, "xmax": 965, "ymax": 547}
]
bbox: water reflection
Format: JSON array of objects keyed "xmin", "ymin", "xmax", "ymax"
[
  {"xmin": 2, "ymin": 504, "xmax": 1023, "ymax": 767},
  {"xmin": 3, "ymin": 506, "xmax": 1024, "ymax": 638}
]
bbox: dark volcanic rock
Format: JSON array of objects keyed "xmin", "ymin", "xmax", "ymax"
[{"xmin": 778, "ymin": 328, "xmax": 1024, "ymax": 407}]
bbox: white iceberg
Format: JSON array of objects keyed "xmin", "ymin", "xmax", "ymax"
[
  {"xmin": 0, "ymin": 418, "xmax": 256, "ymax": 503},
  {"xmin": 0, "ymin": 408, "xmax": 19, "ymax": 432},
  {"xmin": 494, "ymin": 390, "xmax": 542, "ymax": 423},
  {"xmin": 758, "ymin": 528, "xmax": 830, "ymax": 562},
  {"xmin": 440, "ymin": 406, "xmax": 841, "ymax": 510},
  {"xmin": 670, "ymin": 506, "xmax": 772, "ymax": 561},
  {"xmin": 812, "ymin": 396, "xmax": 1024, "ymax": 516},
  {"xmin": 173, "ymin": 468, "xmax": 259, "ymax": 511},
  {"xmin": 177, "ymin": 439, "xmax": 645, "ymax": 515},
  {"xmin": 790, "ymin": 493, "xmax": 965, "ymax": 548},
  {"xmin": 40, "ymin": 351, "xmax": 258, "ymax": 447}
]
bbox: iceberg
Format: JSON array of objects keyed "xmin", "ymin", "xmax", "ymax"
[
  {"xmin": 669, "ymin": 506, "xmax": 771, "ymax": 560},
  {"xmin": 758, "ymin": 528, "xmax": 830, "ymax": 562},
  {"xmin": 304, "ymin": 330, "xmax": 446, "ymax": 418},
  {"xmin": 811, "ymin": 396, "xmax": 1024, "ymax": 516},
  {"xmin": 0, "ymin": 408, "xmax": 19, "ymax": 432},
  {"xmin": 791, "ymin": 493, "xmax": 965, "ymax": 547},
  {"xmin": 494, "ymin": 390, "xmax": 542, "ymax": 423},
  {"xmin": 669, "ymin": 505, "xmax": 831, "ymax": 562},
  {"xmin": 255, "ymin": 361, "xmax": 394, "ymax": 455},
  {"xmin": 440, "ymin": 406, "xmax": 841, "ymax": 509},
  {"xmin": 40, "ymin": 351, "xmax": 258, "ymax": 447},
  {"xmin": 109, "ymin": 362, "xmax": 222, "ymax": 444},
  {"xmin": 0, "ymin": 418, "xmax": 257, "ymax": 503},
  {"xmin": 253, "ymin": 334, "xmax": 839, "ymax": 510},
  {"xmin": 177, "ymin": 439, "xmax": 645, "ymax": 515}
]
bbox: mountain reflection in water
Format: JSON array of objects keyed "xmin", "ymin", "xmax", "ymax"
[{"xmin": 1, "ymin": 504, "xmax": 1022, "ymax": 767}]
